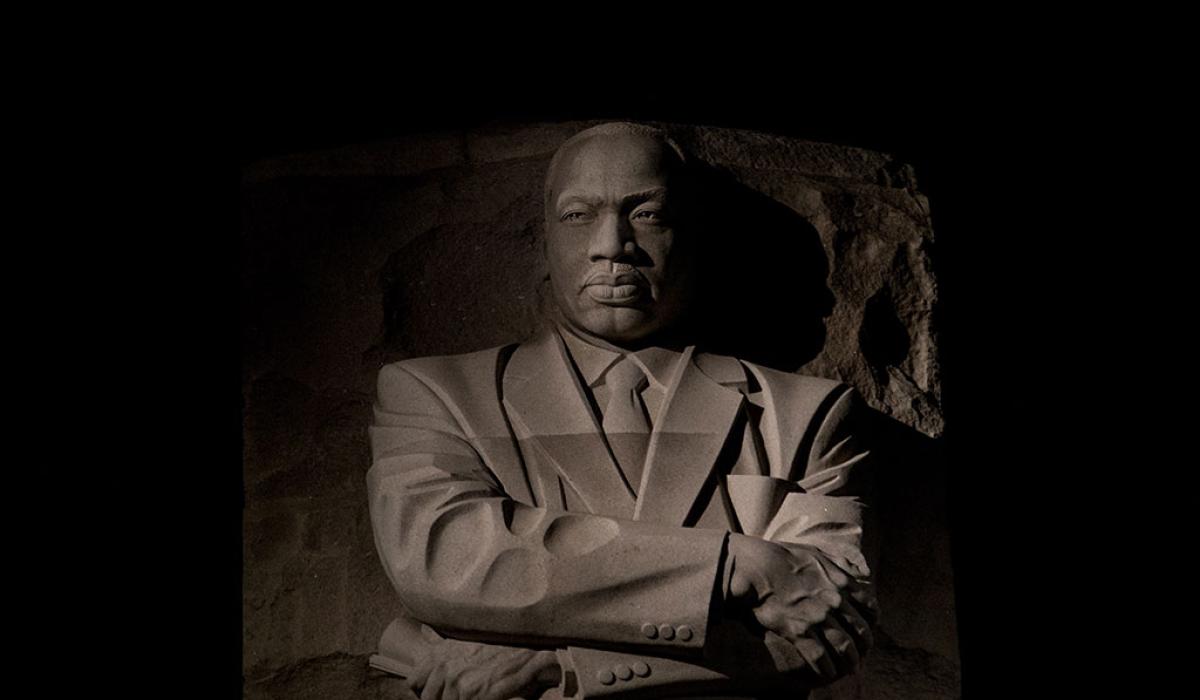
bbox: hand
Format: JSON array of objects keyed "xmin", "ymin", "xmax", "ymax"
[
  {"xmin": 726, "ymin": 534, "xmax": 875, "ymax": 683},
  {"xmin": 776, "ymin": 542, "xmax": 879, "ymax": 627},
  {"xmin": 407, "ymin": 638, "xmax": 561, "ymax": 700}
]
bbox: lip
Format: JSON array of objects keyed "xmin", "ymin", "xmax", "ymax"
[
  {"xmin": 585, "ymin": 283, "xmax": 645, "ymax": 305},
  {"xmin": 583, "ymin": 271, "xmax": 645, "ymax": 286},
  {"xmin": 582, "ymin": 262, "xmax": 649, "ymax": 305}
]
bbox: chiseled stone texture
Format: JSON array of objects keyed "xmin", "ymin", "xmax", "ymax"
[{"xmin": 242, "ymin": 122, "xmax": 954, "ymax": 698}]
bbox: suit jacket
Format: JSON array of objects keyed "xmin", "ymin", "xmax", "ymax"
[{"xmin": 366, "ymin": 326, "xmax": 873, "ymax": 697}]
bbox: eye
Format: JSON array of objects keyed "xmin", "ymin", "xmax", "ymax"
[
  {"xmin": 559, "ymin": 210, "xmax": 594, "ymax": 224},
  {"xmin": 631, "ymin": 208, "xmax": 665, "ymax": 224}
]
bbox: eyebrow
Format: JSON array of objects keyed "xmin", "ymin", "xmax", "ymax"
[
  {"xmin": 554, "ymin": 187, "xmax": 670, "ymax": 211},
  {"xmin": 621, "ymin": 187, "xmax": 669, "ymax": 206},
  {"xmin": 555, "ymin": 191, "xmax": 603, "ymax": 210}
]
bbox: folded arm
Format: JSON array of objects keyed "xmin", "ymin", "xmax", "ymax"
[
  {"xmin": 369, "ymin": 363, "xmax": 876, "ymax": 698},
  {"xmin": 555, "ymin": 384, "xmax": 879, "ymax": 696}
]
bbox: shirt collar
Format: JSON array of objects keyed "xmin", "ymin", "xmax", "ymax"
[{"xmin": 556, "ymin": 324, "xmax": 681, "ymax": 390}]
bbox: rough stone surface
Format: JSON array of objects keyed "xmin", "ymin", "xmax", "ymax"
[
  {"xmin": 242, "ymin": 121, "xmax": 955, "ymax": 698},
  {"xmin": 244, "ymin": 653, "xmax": 417, "ymax": 700}
]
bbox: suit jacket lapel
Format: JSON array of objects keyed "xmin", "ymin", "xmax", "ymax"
[
  {"xmin": 503, "ymin": 328, "xmax": 636, "ymax": 517},
  {"xmin": 634, "ymin": 347, "xmax": 745, "ymax": 525}
]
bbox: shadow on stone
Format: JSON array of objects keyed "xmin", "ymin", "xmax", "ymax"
[
  {"xmin": 688, "ymin": 163, "xmax": 835, "ymax": 371},
  {"xmin": 863, "ymin": 408, "xmax": 959, "ymax": 692}
]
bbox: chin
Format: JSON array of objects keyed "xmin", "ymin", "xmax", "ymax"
[{"xmin": 576, "ymin": 306, "xmax": 660, "ymax": 344}]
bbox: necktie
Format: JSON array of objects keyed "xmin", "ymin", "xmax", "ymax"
[{"xmin": 602, "ymin": 358, "xmax": 651, "ymax": 493}]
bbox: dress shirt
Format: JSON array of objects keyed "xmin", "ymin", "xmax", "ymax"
[{"xmin": 557, "ymin": 325, "xmax": 684, "ymax": 427}]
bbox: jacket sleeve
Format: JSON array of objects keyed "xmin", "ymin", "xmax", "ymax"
[
  {"xmin": 367, "ymin": 361, "xmax": 728, "ymax": 654},
  {"xmin": 724, "ymin": 383, "xmax": 873, "ymax": 576},
  {"xmin": 769, "ymin": 384, "xmax": 874, "ymax": 578}
]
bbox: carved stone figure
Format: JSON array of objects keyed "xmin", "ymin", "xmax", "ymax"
[{"xmin": 366, "ymin": 123, "xmax": 877, "ymax": 699}]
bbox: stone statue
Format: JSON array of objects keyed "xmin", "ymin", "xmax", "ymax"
[{"xmin": 366, "ymin": 122, "xmax": 878, "ymax": 699}]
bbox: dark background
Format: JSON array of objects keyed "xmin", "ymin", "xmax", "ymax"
[{"xmin": 207, "ymin": 53, "xmax": 1097, "ymax": 697}]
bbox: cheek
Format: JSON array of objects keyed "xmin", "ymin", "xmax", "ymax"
[
  {"xmin": 545, "ymin": 239, "xmax": 576, "ymax": 275},
  {"xmin": 640, "ymin": 235, "xmax": 677, "ymax": 278},
  {"xmin": 547, "ymin": 229, "xmax": 587, "ymax": 259},
  {"xmin": 546, "ymin": 241, "xmax": 585, "ymax": 303}
]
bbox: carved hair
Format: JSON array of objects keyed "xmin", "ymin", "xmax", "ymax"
[{"xmin": 543, "ymin": 122, "xmax": 690, "ymax": 213}]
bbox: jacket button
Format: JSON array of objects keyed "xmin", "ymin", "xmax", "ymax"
[
  {"xmin": 632, "ymin": 661, "xmax": 650, "ymax": 677},
  {"xmin": 596, "ymin": 669, "xmax": 615, "ymax": 685},
  {"xmin": 641, "ymin": 622, "xmax": 658, "ymax": 639},
  {"xmin": 658, "ymin": 624, "xmax": 675, "ymax": 640},
  {"xmin": 677, "ymin": 624, "xmax": 694, "ymax": 641},
  {"xmin": 614, "ymin": 664, "xmax": 633, "ymax": 681}
]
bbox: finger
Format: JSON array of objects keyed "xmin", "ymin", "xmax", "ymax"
[
  {"xmin": 421, "ymin": 663, "xmax": 447, "ymax": 700},
  {"xmin": 787, "ymin": 547, "xmax": 846, "ymax": 589},
  {"xmin": 496, "ymin": 648, "xmax": 538, "ymax": 678},
  {"xmin": 484, "ymin": 661, "xmax": 538, "ymax": 700},
  {"xmin": 787, "ymin": 589, "xmax": 841, "ymax": 632},
  {"xmin": 792, "ymin": 563, "xmax": 833, "ymax": 594},
  {"xmin": 800, "ymin": 548, "xmax": 851, "ymax": 589},
  {"xmin": 817, "ymin": 615, "xmax": 860, "ymax": 676},
  {"xmin": 406, "ymin": 672, "xmax": 429, "ymax": 694},
  {"xmin": 849, "ymin": 583, "xmax": 878, "ymax": 609},
  {"xmin": 834, "ymin": 597, "xmax": 875, "ymax": 652},
  {"xmin": 752, "ymin": 598, "xmax": 792, "ymax": 638},
  {"xmin": 407, "ymin": 657, "xmax": 434, "ymax": 692},
  {"xmin": 487, "ymin": 650, "xmax": 558, "ymax": 700},
  {"xmin": 822, "ymin": 562, "xmax": 850, "ymax": 588},
  {"xmin": 843, "ymin": 579, "xmax": 879, "ymax": 618},
  {"xmin": 792, "ymin": 634, "xmax": 838, "ymax": 681}
]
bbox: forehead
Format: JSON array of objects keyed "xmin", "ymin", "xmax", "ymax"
[{"xmin": 549, "ymin": 133, "xmax": 676, "ymax": 200}]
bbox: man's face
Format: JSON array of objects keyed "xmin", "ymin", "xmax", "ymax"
[{"xmin": 544, "ymin": 133, "xmax": 695, "ymax": 345}]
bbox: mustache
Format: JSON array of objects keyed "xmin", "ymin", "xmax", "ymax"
[{"xmin": 583, "ymin": 262, "xmax": 648, "ymax": 287}]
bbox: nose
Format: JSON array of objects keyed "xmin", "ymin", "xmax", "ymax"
[{"xmin": 587, "ymin": 212, "xmax": 635, "ymax": 262}]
